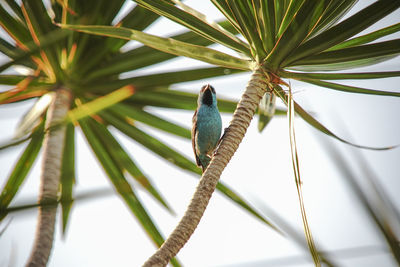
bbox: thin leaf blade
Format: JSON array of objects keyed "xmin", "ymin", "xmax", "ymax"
[
  {"xmin": 274, "ymin": 85, "xmax": 397, "ymax": 150},
  {"xmin": 60, "ymin": 123, "xmax": 75, "ymax": 235},
  {"xmin": 287, "ymin": 87, "xmax": 320, "ymax": 266},
  {"xmin": 301, "ymin": 79, "xmax": 400, "ymax": 98}
]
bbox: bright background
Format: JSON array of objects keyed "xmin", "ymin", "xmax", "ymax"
[{"xmin": 1, "ymin": 1, "xmax": 399, "ymax": 266}]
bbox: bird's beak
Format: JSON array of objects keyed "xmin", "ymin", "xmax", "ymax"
[
  {"xmin": 202, "ymin": 84, "xmax": 211, "ymax": 93},
  {"xmin": 201, "ymin": 84, "xmax": 215, "ymax": 94}
]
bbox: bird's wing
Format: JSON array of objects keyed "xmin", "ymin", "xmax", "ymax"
[{"xmin": 191, "ymin": 109, "xmax": 201, "ymax": 166}]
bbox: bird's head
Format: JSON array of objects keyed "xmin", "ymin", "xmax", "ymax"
[{"xmin": 198, "ymin": 84, "xmax": 217, "ymax": 107}]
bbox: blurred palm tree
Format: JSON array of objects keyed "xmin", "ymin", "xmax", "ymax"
[
  {"xmin": 62, "ymin": 0, "xmax": 400, "ymax": 266},
  {"xmin": 0, "ymin": 1, "xmax": 289, "ymax": 266}
]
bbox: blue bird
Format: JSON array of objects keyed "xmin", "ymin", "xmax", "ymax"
[{"xmin": 192, "ymin": 84, "xmax": 222, "ymax": 172}]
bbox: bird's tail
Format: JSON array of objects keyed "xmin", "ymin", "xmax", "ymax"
[{"xmin": 199, "ymin": 154, "xmax": 211, "ymax": 172}]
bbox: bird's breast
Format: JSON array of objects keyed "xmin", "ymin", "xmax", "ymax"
[{"xmin": 195, "ymin": 105, "xmax": 222, "ymax": 154}]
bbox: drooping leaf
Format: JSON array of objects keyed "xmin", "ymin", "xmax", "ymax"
[
  {"xmin": 301, "ymin": 79, "xmax": 400, "ymax": 98},
  {"xmin": 274, "ymin": 85, "xmax": 397, "ymax": 150},
  {"xmin": 287, "ymin": 86, "xmax": 320, "ymax": 266}
]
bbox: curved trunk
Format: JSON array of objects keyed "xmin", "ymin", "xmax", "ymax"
[
  {"xmin": 26, "ymin": 88, "xmax": 71, "ymax": 267},
  {"xmin": 143, "ymin": 68, "xmax": 274, "ymax": 267}
]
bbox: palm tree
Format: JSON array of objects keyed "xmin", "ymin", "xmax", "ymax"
[
  {"xmin": 63, "ymin": 0, "xmax": 400, "ymax": 266},
  {"xmin": 0, "ymin": 1, "xmax": 285, "ymax": 266}
]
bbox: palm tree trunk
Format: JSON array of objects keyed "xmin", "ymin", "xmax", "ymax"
[
  {"xmin": 143, "ymin": 68, "xmax": 273, "ymax": 267},
  {"xmin": 26, "ymin": 88, "xmax": 71, "ymax": 267}
]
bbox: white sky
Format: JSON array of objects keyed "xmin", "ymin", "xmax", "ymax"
[{"xmin": 0, "ymin": 1, "xmax": 400, "ymax": 267}]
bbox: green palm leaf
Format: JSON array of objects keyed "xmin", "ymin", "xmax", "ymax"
[
  {"xmin": 60, "ymin": 123, "xmax": 75, "ymax": 235},
  {"xmin": 274, "ymin": 84, "xmax": 396, "ymax": 150},
  {"xmin": 280, "ymin": 70, "xmax": 400, "ymax": 80},
  {"xmin": 60, "ymin": 24, "xmax": 252, "ymax": 70},
  {"xmin": 0, "ymin": 122, "xmax": 44, "ymax": 220},
  {"xmin": 300, "ymin": 79, "xmax": 400, "ymax": 97}
]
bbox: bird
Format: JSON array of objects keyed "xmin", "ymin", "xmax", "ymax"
[{"xmin": 192, "ymin": 84, "xmax": 222, "ymax": 172}]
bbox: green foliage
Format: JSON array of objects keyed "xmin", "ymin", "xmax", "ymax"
[
  {"xmin": 0, "ymin": 1, "xmax": 278, "ymax": 259},
  {"xmin": 63, "ymin": 0, "xmax": 400, "ymax": 145}
]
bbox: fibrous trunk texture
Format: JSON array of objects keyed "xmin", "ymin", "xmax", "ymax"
[
  {"xmin": 26, "ymin": 88, "xmax": 71, "ymax": 267},
  {"xmin": 143, "ymin": 68, "xmax": 272, "ymax": 267}
]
